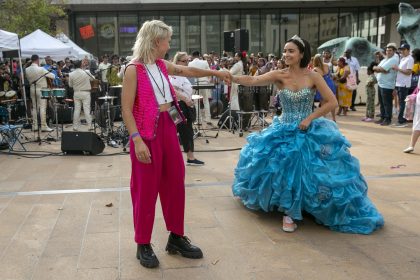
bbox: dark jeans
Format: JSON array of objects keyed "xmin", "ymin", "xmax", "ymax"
[
  {"xmin": 177, "ymin": 101, "xmax": 195, "ymax": 153},
  {"xmin": 396, "ymin": 86, "xmax": 410, "ymax": 124},
  {"xmin": 378, "ymin": 86, "xmax": 394, "ymax": 122}
]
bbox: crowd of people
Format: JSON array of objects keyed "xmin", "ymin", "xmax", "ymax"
[
  {"xmin": 2, "ymin": 18, "xmax": 420, "ymax": 270},
  {"xmin": 1, "ymin": 30, "xmax": 420, "ymax": 152}
]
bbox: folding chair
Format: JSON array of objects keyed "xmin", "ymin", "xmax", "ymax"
[{"xmin": 0, "ymin": 107, "xmax": 26, "ymax": 152}]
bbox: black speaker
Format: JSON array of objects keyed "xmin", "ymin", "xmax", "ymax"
[
  {"xmin": 234, "ymin": 29, "xmax": 249, "ymax": 52},
  {"xmin": 223, "ymin": 31, "xmax": 235, "ymax": 53},
  {"xmin": 56, "ymin": 106, "xmax": 73, "ymax": 123},
  {"xmin": 2, "ymin": 50, "xmax": 19, "ymax": 58},
  {"xmin": 61, "ymin": 131, "xmax": 105, "ymax": 155}
]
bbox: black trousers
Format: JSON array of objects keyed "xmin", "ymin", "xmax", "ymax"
[
  {"xmin": 378, "ymin": 86, "xmax": 394, "ymax": 121},
  {"xmin": 351, "ymin": 89, "xmax": 357, "ymax": 108},
  {"xmin": 177, "ymin": 101, "xmax": 195, "ymax": 153}
]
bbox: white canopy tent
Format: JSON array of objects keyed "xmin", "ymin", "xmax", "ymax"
[
  {"xmin": 20, "ymin": 29, "xmax": 76, "ymax": 61},
  {"xmin": 0, "ymin": 29, "xmax": 19, "ymax": 52},
  {"xmin": 0, "ymin": 29, "xmax": 28, "ymax": 117},
  {"xmin": 56, "ymin": 33, "xmax": 93, "ymax": 60}
]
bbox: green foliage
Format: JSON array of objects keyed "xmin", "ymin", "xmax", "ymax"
[{"xmin": 0, "ymin": 0, "xmax": 67, "ymax": 37}]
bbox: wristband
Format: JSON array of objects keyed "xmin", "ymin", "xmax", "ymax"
[{"xmin": 130, "ymin": 132, "xmax": 141, "ymax": 140}]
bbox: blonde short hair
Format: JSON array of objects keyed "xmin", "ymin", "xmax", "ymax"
[
  {"xmin": 132, "ymin": 20, "xmax": 173, "ymax": 64},
  {"xmin": 313, "ymin": 54, "xmax": 323, "ymax": 69},
  {"xmin": 172, "ymin": 51, "xmax": 188, "ymax": 64}
]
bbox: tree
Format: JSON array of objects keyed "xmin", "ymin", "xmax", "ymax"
[{"xmin": 0, "ymin": 0, "xmax": 67, "ymax": 37}]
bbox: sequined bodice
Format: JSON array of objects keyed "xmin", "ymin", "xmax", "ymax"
[{"xmin": 278, "ymin": 88, "xmax": 315, "ymax": 123}]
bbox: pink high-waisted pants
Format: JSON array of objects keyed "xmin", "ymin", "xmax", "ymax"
[{"xmin": 130, "ymin": 112, "xmax": 185, "ymax": 244}]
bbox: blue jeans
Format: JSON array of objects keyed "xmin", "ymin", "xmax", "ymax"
[
  {"xmin": 396, "ymin": 86, "xmax": 410, "ymax": 124},
  {"xmin": 378, "ymin": 86, "xmax": 394, "ymax": 122}
]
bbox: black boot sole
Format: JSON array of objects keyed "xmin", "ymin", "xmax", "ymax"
[
  {"xmin": 165, "ymin": 243, "xmax": 203, "ymax": 259},
  {"xmin": 136, "ymin": 253, "xmax": 159, "ymax": 268}
]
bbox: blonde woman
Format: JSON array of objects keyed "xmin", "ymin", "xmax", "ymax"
[
  {"xmin": 122, "ymin": 20, "xmax": 230, "ymax": 268},
  {"xmin": 170, "ymin": 52, "xmax": 204, "ymax": 166}
]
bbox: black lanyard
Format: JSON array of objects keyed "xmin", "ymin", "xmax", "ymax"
[{"xmin": 145, "ymin": 64, "xmax": 167, "ymax": 102}]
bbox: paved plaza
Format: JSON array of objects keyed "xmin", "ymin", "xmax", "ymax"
[{"xmin": 0, "ymin": 108, "xmax": 419, "ymax": 280}]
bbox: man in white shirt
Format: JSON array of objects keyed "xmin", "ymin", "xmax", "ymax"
[
  {"xmin": 373, "ymin": 43, "xmax": 399, "ymax": 126},
  {"xmin": 343, "ymin": 49, "xmax": 361, "ymax": 111},
  {"xmin": 392, "ymin": 43, "xmax": 414, "ymax": 127},
  {"xmin": 97, "ymin": 55, "xmax": 110, "ymax": 94},
  {"xmin": 68, "ymin": 60, "xmax": 95, "ymax": 131},
  {"xmin": 25, "ymin": 54, "xmax": 56, "ymax": 132},
  {"xmin": 188, "ymin": 51, "xmax": 212, "ymax": 125}
]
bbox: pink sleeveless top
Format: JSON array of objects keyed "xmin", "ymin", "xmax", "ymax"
[{"xmin": 132, "ymin": 59, "xmax": 185, "ymax": 140}]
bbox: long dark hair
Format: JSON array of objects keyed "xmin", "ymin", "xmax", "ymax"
[
  {"xmin": 412, "ymin": 48, "xmax": 420, "ymax": 63},
  {"xmin": 286, "ymin": 36, "xmax": 311, "ymax": 68},
  {"xmin": 235, "ymin": 52, "xmax": 248, "ymax": 74}
]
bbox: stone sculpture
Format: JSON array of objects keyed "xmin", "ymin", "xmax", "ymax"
[
  {"xmin": 317, "ymin": 37, "xmax": 380, "ymax": 66},
  {"xmin": 397, "ymin": 2, "xmax": 420, "ymax": 49}
]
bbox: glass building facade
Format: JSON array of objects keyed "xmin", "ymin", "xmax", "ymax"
[{"xmin": 70, "ymin": 6, "xmax": 390, "ymax": 59}]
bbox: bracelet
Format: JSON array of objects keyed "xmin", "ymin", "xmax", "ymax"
[{"xmin": 130, "ymin": 132, "xmax": 141, "ymax": 140}]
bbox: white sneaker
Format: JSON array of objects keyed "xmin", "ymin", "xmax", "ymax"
[
  {"xmin": 282, "ymin": 216, "xmax": 297, "ymax": 233},
  {"xmin": 403, "ymin": 147, "xmax": 414, "ymax": 153},
  {"xmin": 41, "ymin": 126, "xmax": 53, "ymax": 132}
]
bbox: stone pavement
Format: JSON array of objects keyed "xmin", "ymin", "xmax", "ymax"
[{"xmin": 0, "ymin": 108, "xmax": 419, "ymax": 280}]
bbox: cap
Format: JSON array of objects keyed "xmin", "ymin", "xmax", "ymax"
[
  {"xmin": 386, "ymin": 43, "xmax": 397, "ymax": 50},
  {"xmin": 399, "ymin": 43, "xmax": 410, "ymax": 50}
]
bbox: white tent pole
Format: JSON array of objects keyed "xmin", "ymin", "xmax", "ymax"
[{"xmin": 17, "ymin": 38, "xmax": 28, "ymax": 120}]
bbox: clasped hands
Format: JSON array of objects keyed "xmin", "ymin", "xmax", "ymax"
[{"xmin": 217, "ymin": 71, "xmax": 233, "ymax": 85}]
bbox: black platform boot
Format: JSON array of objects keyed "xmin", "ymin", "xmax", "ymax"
[
  {"xmin": 165, "ymin": 233, "xmax": 203, "ymax": 259},
  {"xmin": 136, "ymin": 244, "xmax": 159, "ymax": 268}
]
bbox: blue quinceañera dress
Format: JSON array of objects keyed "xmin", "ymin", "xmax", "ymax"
[{"xmin": 232, "ymin": 87, "xmax": 384, "ymax": 234}]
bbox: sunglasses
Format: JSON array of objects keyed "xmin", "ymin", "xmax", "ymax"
[{"xmin": 179, "ymin": 59, "xmax": 188, "ymax": 63}]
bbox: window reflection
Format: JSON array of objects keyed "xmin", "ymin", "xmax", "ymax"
[
  {"xmin": 339, "ymin": 8, "xmax": 358, "ymax": 38},
  {"xmin": 280, "ymin": 12, "xmax": 299, "ymax": 52},
  {"xmin": 201, "ymin": 12, "xmax": 221, "ymax": 55},
  {"xmin": 119, "ymin": 14, "xmax": 138, "ymax": 57},
  {"xmin": 180, "ymin": 13, "xmax": 200, "ymax": 54},
  {"xmin": 160, "ymin": 14, "xmax": 180, "ymax": 59},
  {"xmin": 241, "ymin": 10, "xmax": 260, "ymax": 54},
  {"xmin": 261, "ymin": 11, "xmax": 280, "ymax": 56},
  {"xmin": 369, "ymin": 9, "xmax": 379, "ymax": 45},
  {"xmin": 319, "ymin": 11, "xmax": 338, "ymax": 47},
  {"xmin": 300, "ymin": 11, "xmax": 319, "ymax": 54}
]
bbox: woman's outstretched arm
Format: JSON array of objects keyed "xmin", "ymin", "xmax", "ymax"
[
  {"xmin": 165, "ymin": 60, "xmax": 231, "ymax": 82},
  {"xmin": 231, "ymin": 69, "xmax": 281, "ymax": 87}
]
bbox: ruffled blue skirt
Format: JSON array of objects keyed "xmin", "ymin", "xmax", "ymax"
[{"xmin": 232, "ymin": 117, "xmax": 384, "ymax": 234}]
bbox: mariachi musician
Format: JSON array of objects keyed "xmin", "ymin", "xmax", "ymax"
[
  {"xmin": 107, "ymin": 54, "xmax": 122, "ymax": 101},
  {"xmin": 68, "ymin": 60, "xmax": 95, "ymax": 132},
  {"xmin": 25, "ymin": 54, "xmax": 56, "ymax": 132},
  {"xmin": 43, "ymin": 56, "xmax": 63, "ymax": 87}
]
